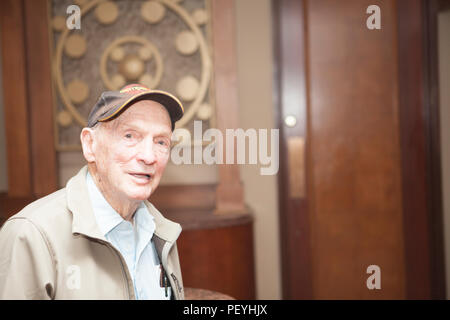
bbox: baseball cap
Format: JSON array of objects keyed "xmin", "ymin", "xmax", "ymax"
[{"xmin": 87, "ymin": 84, "xmax": 184, "ymax": 130}]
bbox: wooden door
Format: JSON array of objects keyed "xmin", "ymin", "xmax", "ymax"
[{"xmin": 274, "ymin": 0, "xmax": 446, "ymax": 299}]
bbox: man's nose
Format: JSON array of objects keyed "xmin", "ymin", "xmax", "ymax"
[{"xmin": 136, "ymin": 140, "xmax": 157, "ymax": 165}]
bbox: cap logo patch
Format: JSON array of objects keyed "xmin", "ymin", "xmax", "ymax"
[{"xmin": 119, "ymin": 85, "xmax": 149, "ymax": 94}]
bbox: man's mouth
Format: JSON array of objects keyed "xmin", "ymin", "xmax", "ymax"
[{"xmin": 129, "ymin": 173, "xmax": 153, "ymax": 182}]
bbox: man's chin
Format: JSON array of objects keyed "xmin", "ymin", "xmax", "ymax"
[{"xmin": 125, "ymin": 188, "xmax": 152, "ymax": 201}]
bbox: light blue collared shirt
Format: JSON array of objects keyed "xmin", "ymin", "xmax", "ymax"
[{"xmin": 86, "ymin": 172, "xmax": 170, "ymax": 300}]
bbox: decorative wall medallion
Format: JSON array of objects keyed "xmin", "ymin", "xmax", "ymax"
[{"xmin": 49, "ymin": 0, "xmax": 214, "ymax": 151}]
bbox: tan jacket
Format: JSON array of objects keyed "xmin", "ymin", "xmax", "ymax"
[{"xmin": 0, "ymin": 166, "xmax": 184, "ymax": 300}]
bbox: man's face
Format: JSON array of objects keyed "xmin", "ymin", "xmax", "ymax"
[{"xmin": 92, "ymin": 100, "xmax": 172, "ymax": 202}]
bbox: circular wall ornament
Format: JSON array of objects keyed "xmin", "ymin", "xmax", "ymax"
[
  {"xmin": 176, "ymin": 76, "xmax": 199, "ymax": 102},
  {"xmin": 100, "ymin": 35, "xmax": 164, "ymax": 90},
  {"xmin": 110, "ymin": 47, "xmax": 125, "ymax": 62},
  {"xmin": 138, "ymin": 47, "xmax": 153, "ymax": 61},
  {"xmin": 64, "ymin": 34, "xmax": 87, "ymax": 58},
  {"xmin": 119, "ymin": 54, "xmax": 145, "ymax": 81},
  {"xmin": 57, "ymin": 110, "xmax": 73, "ymax": 127},
  {"xmin": 95, "ymin": 1, "xmax": 119, "ymax": 25},
  {"xmin": 67, "ymin": 79, "xmax": 89, "ymax": 104},
  {"xmin": 141, "ymin": 1, "xmax": 166, "ymax": 24},
  {"xmin": 196, "ymin": 103, "xmax": 212, "ymax": 120},
  {"xmin": 139, "ymin": 74, "xmax": 154, "ymax": 89},
  {"xmin": 192, "ymin": 9, "xmax": 208, "ymax": 25},
  {"xmin": 111, "ymin": 74, "xmax": 126, "ymax": 90},
  {"xmin": 175, "ymin": 31, "xmax": 199, "ymax": 55},
  {"xmin": 53, "ymin": 0, "xmax": 212, "ymax": 130},
  {"xmin": 52, "ymin": 16, "xmax": 66, "ymax": 31}
]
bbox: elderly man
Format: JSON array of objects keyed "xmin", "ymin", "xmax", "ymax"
[{"xmin": 0, "ymin": 84, "xmax": 184, "ymax": 300}]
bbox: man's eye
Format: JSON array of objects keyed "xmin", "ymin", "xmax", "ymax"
[
  {"xmin": 125, "ymin": 133, "xmax": 133, "ymax": 139},
  {"xmin": 156, "ymin": 139, "xmax": 170, "ymax": 147}
]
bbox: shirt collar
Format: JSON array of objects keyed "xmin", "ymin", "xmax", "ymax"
[
  {"xmin": 66, "ymin": 166, "xmax": 180, "ymax": 244},
  {"xmin": 85, "ymin": 171, "xmax": 155, "ymax": 237}
]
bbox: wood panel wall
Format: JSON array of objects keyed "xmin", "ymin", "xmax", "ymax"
[
  {"xmin": 177, "ymin": 222, "xmax": 255, "ymax": 300},
  {"xmin": 23, "ymin": 0, "xmax": 58, "ymax": 198},
  {"xmin": 306, "ymin": 0, "xmax": 406, "ymax": 299},
  {"xmin": 0, "ymin": 0, "xmax": 33, "ymax": 197},
  {"xmin": 0, "ymin": 0, "xmax": 57, "ymax": 202}
]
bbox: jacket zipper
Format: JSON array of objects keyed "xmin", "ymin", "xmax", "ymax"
[
  {"xmin": 106, "ymin": 243, "xmax": 132, "ymax": 300},
  {"xmin": 88, "ymin": 236, "xmax": 132, "ymax": 300}
]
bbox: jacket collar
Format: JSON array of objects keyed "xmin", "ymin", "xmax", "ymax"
[
  {"xmin": 145, "ymin": 200, "xmax": 182, "ymax": 244},
  {"xmin": 66, "ymin": 166, "xmax": 182, "ymax": 244}
]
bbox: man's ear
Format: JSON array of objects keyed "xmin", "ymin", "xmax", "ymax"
[{"xmin": 80, "ymin": 127, "xmax": 97, "ymax": 163}]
